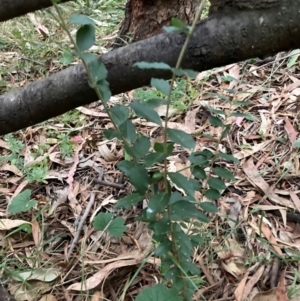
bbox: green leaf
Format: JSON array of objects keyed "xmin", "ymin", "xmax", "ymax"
[
  {"xmin": 119, "ymin": 120, "xmax": 136, "ymax": 143},
  {"xmin": 153, "ymin": 216, "xmax": 170, "ymax": 235},
  {"xmin": 287, "ymin": 49, "xmax": 300, "ymax": 68},
  {"xmin": 189, "ymin": 150, "xmax": 213, "ymax": 166},
  {"xmin": 155, "ymin": 240, "xmax": 172, "ymax": 256},
  {"xmin": 69, "ymin": 14, "xmax": 95, "ymax": 25},
  {"xmin": 191, "ymin": 166, "xmax": 206, "ymax": 179},
  {"xmin": 208, "ymin": 177, "xmax": 226, "ymax": 190},
  {"xmin": 167, "ymin": 128, "xmax": 195, "ymax": 150},
  {"xmin": 230, "ymin": 112, "xmax": 256, "ymax": 121},
  {"xmin": 60, "ymin": 50, "xmax": 73, "ymax": 65},
  {"xmin": 200, "ymin": 202, "xmax": 218, "ymax": 213},
  {"xmin": 115, "ymin": 193, "xmax": 144, "ymax": 209},
  {"xmin": 168, "ymin": 172, "xmax": 200, "ymax": 196},
  {"xmin": 171, "ymin": 17, "xmax": 187, "ymax": 29},
  {"xmin": 97, "ymin": 79, "xmax": 111, "ymax": 103},
  {"xmin": 208, "ymin": 116, "xmax": 223, "ymax": 127},
  {"xmin": 134, "ymin": 62, "xmax": 171, "ymax": 70},
  {"xmin": 117, "ymin": 161, "xmax": 148, "ymax": 194},
  {"xmin": 109, "ymin": 105, "xmax": 129, "ymax": 126},
  {"xmin": 125, "ymin": 135, "xmax": 150, "ymax": 161},
  {"xmin": 170, "ymin": 201, "xmax": 209, "ymax": 222},
  {"xmin": 149, "ymin": 171, "xmax": 164, "ymax": 184},
  {"xmin": 205, "ymin": 188, "xmax": 221, "ymax": 200},
  {"xmin": 145, "ymin": 152, "xmax": 167, "ymax": 167},
  {"xmin": 147, "ymin": 192, "xmax": 170, "ymax": 215},
  {"xmin": 93, "ymin": 212, "xmax": 114, "ymax": 230},
  {"xmin": 76, "ymin": 24, "xmax": 95, "ymax": 52},
  {"xmin": 103, "ymin": 129, "xmax": 122, "ymax": 140},
  {"xmin": 93, "ymin": 213, "xmax": 126, "ymax": 238},
  {"xmin": 136, "ymin": 284, "xmax": 184, "ymax": 301},
  {"xmin": 151, "ymin": 78, "xmax": 170, "ymax": 95},
  {"xmin": 154, "ymin": 142, "xmax": 174, "ymax": 154},
  {"xmin": 207, "ymin": 107, "xmax": 226, "ymax": 116},
  {"xmin": 107, "ymin": 217, "xmax": 127, "ymax": 237},
  {"xmin": 130, "ymin": 101, "xmax": 162, "ymax": 125},
  {"xmin": 171, "ymin": 68, "xmax": 198, "ymax": 79},
  {"xmin": 144, "ymin": 98, "xmax": 168, "ymax": 108},
  {"xmin": 220, "ymin": 124, "xmax": 231, "ymax": 140},
  {"xmin": 8, "ymin": 189, "xmax": 37, "ymax": 215},
  {"xmin": 213, "ymin": 167, "xmax": 235, "ymax": 180},
  {"xmin": 88, "ymin": 57, "xmax": 107, "ymax": 82},
  {"xmin": 218, "ymin": 152, "xmax": 239, "ymax": 163}
]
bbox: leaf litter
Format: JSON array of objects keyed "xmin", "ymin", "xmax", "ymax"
[{"xmin": 1, "ymin": 7, "xmax": 300, "ymax": 301}]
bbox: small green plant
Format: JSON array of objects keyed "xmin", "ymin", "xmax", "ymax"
[
  {"xmin": 8, "ymin": 189, "xmax": 37, "ymax": 215},
  {"xmin": 0, "ymin": 134, "xmax": 49, "ymax": 183},
  {"xmin": 1, "ymin": 133, "xmax": 25, "ymax": 168},
  {"xmin": 50, "ymin": 2, "xmax": 239, "ymax": 300},
  {"xmin": 57, "ymin": 133, "xmax": 75, "ymax": 158}
]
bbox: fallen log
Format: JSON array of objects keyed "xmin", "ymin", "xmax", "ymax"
[
  {"xmin": 0, "ymin": 0, "xmax": 71, "ymax": 23},
  {"xmin": 1, "ymin": 0, "xmax": 299, "ymax": 135}
]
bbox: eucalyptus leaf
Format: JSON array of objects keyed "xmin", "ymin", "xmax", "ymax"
[
  {"xmin": 117, "ymin": 161, "xmax": 148, "ymax": 194},
  {"xmin": 168, "ymin": 172, "xmax": 200, "ymax": 196},
  {"xmin": 213, "ymin": 167, "xmax": 235, "ymax": 180},
  {"xmin": 76, "ymin": 24, "xmax": 95, "ymax": 52},
  {"xmin": 109, "ymin": 105, "xmax": 129, "ymax": 126},
  {"xmin": 125, "ymin": 135, "xmax": 150, "ymax": 161},
  {"xmin": 119, "ymin": 119, "xmax": 136, "ymax": 143},
  {"xmin": 167, "ymin": 128, "xmax": 195, "ymax": 150},
  {"xmin": 151, "ymin": 78, "xmax": 170, "ymax": 95},
  {"xmin": 130, "ymin": 101, "xmax": 162, "ymax": 125}
]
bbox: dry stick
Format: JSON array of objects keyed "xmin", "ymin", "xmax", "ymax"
[
  {"xmin": 67, "ymin": 170, "xmax": 103, "ymax": 259},
  {"xmin": 93, "ymin": 178, "xmax": 125, "ymax": 189}
]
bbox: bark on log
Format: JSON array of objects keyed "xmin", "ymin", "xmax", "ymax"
[
  {"xmin": 0, "ymin": 0, "xmax": 71, "ymax": 23},
  {"xmin": 113, "ymin": 0, "xmax": 201, "ymax": 48},
  {"xmin": 0, "ymin": 287, "xmax": 17, "ymax": 301},
  {"xmin": 1, "ymin": 0, "xmax": 300, "ymax": 135}
]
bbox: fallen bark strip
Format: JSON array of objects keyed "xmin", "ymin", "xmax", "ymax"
[
  {"xmin": 1, "ymin": 0, "xmax": 299, "ymax": 135},
  {"xmin": 0, "ymin": 0, "xmax": 71, "ymax": 23}
]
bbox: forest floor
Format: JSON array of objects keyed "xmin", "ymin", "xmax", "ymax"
[{"xmin": 1, "ymin": 1, "xmax": 300, "ymax": 301}]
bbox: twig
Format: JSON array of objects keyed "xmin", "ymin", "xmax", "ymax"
[
  {"xmin": 67, "ymin": 169, "xmax": 103, "ymax": 259},
  {"xmin": 93, "ymin": 178, "xmax": 125, "ymax": 189}
]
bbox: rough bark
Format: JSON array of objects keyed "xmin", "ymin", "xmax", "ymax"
[
  {"xmin": 0, "ymin": 0, "xmax": 71, "ymax": 23},
  {"xmin": 209, "ymin": 0, "xmax": 280, "ymax": 13},
  {"xmin": 113, "ymin": 0, "xmax": 201, "ymax": 47},
  {"xmin": 1, "ymin": 0, "xmax": 299, "ymax": 135},
  {"xmin": 0, "ymin": 287, "xmax": 16, "ymax": 301}
]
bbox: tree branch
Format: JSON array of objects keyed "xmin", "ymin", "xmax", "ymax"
[{"xmin": 0, "ymin": 0, "xmax": 71, "ymax": 23}]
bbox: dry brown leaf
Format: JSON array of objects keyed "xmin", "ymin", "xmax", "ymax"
[
  {"xmin": 260, "ymin": 222, "xmax": 282, "ymax": 255},
  {"xmin": 0, "ymin": 138, "xmax": 9, "ymax": 149},
  {"xmin": 1, "ymin": 163, "xmax": 23, "ymax": 177},
  {"xmin": 221, "ymin": 260, "xmax": 247, "ymax": 278},
  {"xmin": 0, "ymin": 219, "xmax": 31, "ymax": 230},
  {"xmin": 276, "ymin": 270, "xmax": 288, "ymax": 301},
  {"xmin": 91, "ymin": 291, "xmax": 106, "ymax": 301},
  {"xmin": 289, "ymin": 191, "xmax": 300, "ymax": 212},
  {"xmin": 97, "ymin": 142, "xmax": 120, "ymax": 161},
  {"xmin": 234, "ymin": 141, "xmax": 272, "ymax": 160},
  {"xmin": 39, "ymin": 295, "xmax": 58, "ymax": 301},
  {"xmin": 284, "ymin": 117, "xmax": 298, "ymax": 146},
  {"xmin": 185, "ymin": 110, "xmax": 196, "ymax": 132},
  {"xmin": 243, "ymin": 158, "xmax": 295, "ymax": 209},
  {"xmin": 76, "ymin": 107, "xmax": 108, "ymax": 117},
  {"xmin": 67, "ymin": 248, "xmax": 151, "ymax": 291},
  {"xmin": 32, "ymin": 220, "xmax": 42, "ymax": 246},
  {"xmin": 242, "ymin": 265, "xmax": 265, "ymax": 301},
  {"xmin": 66, "ymin": 140, "xmax": 84, "ymax": 192},
  {"xmin": 234, "ymin": 272, "xmax": 249, "ymax": 301}
]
